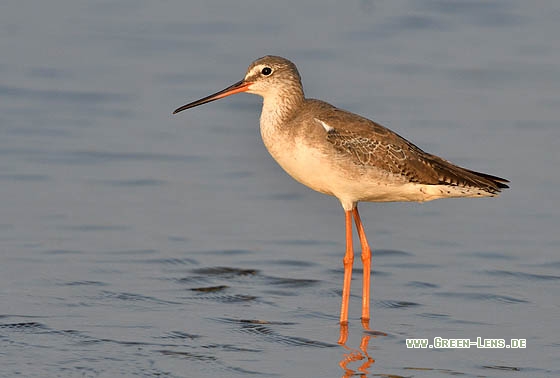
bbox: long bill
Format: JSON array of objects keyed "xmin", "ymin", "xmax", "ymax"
[{"xmin": 173, "ymin": 80, "xmax": 251, "ymax": 114}]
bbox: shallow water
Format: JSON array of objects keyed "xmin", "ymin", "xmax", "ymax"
[{"xmin": 1, "ymin": 1, "xmax": 559, "ymax": 377}]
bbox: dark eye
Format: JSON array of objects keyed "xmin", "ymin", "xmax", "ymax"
[{"xmin": 261, "ymin": 67, "xmax": 272, "ymax": 76}]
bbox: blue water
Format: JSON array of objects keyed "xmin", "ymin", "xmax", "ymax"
[{"xmin": 1, "ymin": 1, "xmax": 559, "ymax": 376}]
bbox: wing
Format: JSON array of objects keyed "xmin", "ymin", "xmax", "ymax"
[{"xmin": 313, "ymin": 107, "xmax": 508, "ymax": 193}]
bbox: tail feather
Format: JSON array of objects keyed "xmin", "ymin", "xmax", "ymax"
[
  {"xmin": 425, "ymin": 153, "xmax": 509, "ymax": 194},
  {"xmin": 464, "ymin": 169, "xmax": 510, "ymax": 189}
]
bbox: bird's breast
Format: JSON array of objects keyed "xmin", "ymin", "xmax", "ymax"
[{"xmin": 260, "ymin": 119, "xmax": 336, "ymax": 196}]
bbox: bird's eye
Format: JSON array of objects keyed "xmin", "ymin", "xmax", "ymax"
[{"xmin": 261, "ymin": 67, "xmax": 272, "ymax": 76}]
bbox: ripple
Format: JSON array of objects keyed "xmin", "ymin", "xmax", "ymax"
[
  {"xmin": 262, "ymin": 276, "xmax": 319, "ymax": 288},
  {"xmin": 216, "ymin": 318, "xmax": 295, "ymax": 326},
  {"xmin": 485, "ymin": 270, "xmax": 560, "ymax": 281},
  {"xmin": 262, "ymin": 259, "xmax": 316, "ymax": 267},
  {"xmin": 378, "ymin": 300, "xmax": 421, "ymax": 309},
  {"xmin": 100, "ymin": 291, "xmax": 180, "ymax": 305},
  {"xmin": 202, "ymin": 343, "xmax": 262, "ymax": 353},
  {"xmin": 404, "ymin": 367, "xmax": 465, "ymax": 375},
  {"xmin": 417, "ymin": 313, "xmax": 449, "ymax": 319},
  {"xmin": 327, "ymin": 268, "xmax": 391, "ymax": 277},
  {"xmin": 190, "ymin": 285, "xmax": 229, "ymax": 293},
  {"xmin": 482, "ymin": 365, "xmax": 521, "ymax": 371},
  {"xmin": 160, "ymin": 331, "xmax": 201, "ymax": 340},
  {"xmin": 264, "ymin": 239, "xmax": 337, "ymax": 247},
  {"xmin": 192, "ymin": 267, "xmax": 259, "ymax": 277},
  {"xmin": 190, "ymin": 293, "xmax": 257, "ymax": 303},
  {"xmin": 61, "ymin": 280, "xmax": 107, "ymax": 286},
  {"xmin": 144, "ymin": 257, "xmax": 198, "ymax": 265},
  {"xmin": 374, "ymin": 249, "xmax": 413, "ymax": 257},
  {"xmin": 435, "ymin": 292, "xmax": 528, "ymax": 304},
  {"xmin": 193, "ymin": 249, "xmax": 255, "ymax": 256},
  {"xmin": 0, "ymin": 322, "xmax": 47, "ymax": 330},
  {"xmin": 159, "ymin": 347, "xmax": 266, "ymax": 375},
  {"xmin": 363, "ymin": 330, "xmax": 389, "ymax": 337},
  {"xmin": 184, "ymin": 281, "xmax": 259, "ymax": 303},
  {"xmin": 406, "ymin": 281, "xmax": 439, "ymax": 288},
  {"xmin": 385, "ymin": 262, "xmax": 440, "ymax": 269},
  {"xmin": 159, "ymin": 349, "xmax": 217, "ymax": 361},
  {"xmin": 215, "ymin": 318, "xmax": 336, "ymax": 348}
]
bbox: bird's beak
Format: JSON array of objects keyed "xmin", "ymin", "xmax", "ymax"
[{"xmin": 173, "ymin": 80, "xmax": 251, "ymax": 114}]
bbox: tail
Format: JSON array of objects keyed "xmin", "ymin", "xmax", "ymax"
[
  {"xmin": 425, "ymin": 153, "xmax": 510, "ymax": 196},
  {"xmin": 464, "ymin": 169, "xmax": 510, "ymax": 190}
]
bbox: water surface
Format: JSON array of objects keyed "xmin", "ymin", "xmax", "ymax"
[{"xmin": 1, "ymin": 1, "xmax": 559, "ymax": 376}]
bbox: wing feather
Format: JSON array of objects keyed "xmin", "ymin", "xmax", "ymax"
[{"xmin": 314, "ymin": 107, "xmax": 508, "ymax": 193}]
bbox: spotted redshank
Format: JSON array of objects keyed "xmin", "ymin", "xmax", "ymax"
[{"xmin": 173, "ymin": 55, "xmax": 509, "ymax": 327}]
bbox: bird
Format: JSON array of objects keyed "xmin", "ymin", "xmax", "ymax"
[{"xmin": 173, "ymin": 55, "xmax": 509, "ymax": 329}]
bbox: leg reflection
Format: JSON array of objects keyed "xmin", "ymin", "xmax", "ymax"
[
  {"xmin": 338, "ymin": 321, "xmax": 378, "ymax": 377},
  {"xmin": 338, "ymin": 322, "xmax": 349, "ymax": 345}
]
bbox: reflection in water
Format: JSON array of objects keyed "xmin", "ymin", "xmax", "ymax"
[
  {"xmin": 339, "ymin": 337, "xmax": 374, "ymax": 378},
  {"xmin": 338, "ymin": 320, "xmax": 387, "ymax": 377}
]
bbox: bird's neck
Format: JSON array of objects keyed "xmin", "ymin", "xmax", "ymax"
[
  {"xmin": 260, "ymin": 87, "xmax": 305, "ymax": 131},
  {"xmin": 259, "ymin": 89, "xmax": 304, "ymax": 162}
]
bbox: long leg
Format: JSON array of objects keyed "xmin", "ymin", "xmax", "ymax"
[
  {"xmin": 340, "ymin": 210, "xmax": 354, "ymax": 325},
  {"xmin": 352, "ymin": 206, "xmax": 372, "ymax": 322}
]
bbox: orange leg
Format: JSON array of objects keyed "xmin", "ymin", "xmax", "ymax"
[
  {"xmin": 339, "ymin": 210, "xmax": 354, "ymax": 325},
  {"xmin": 352, "ymin": 207, "xmax": 372, "ymax": 323}
]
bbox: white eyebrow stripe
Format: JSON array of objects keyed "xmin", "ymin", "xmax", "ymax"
[{"xmin": 314, "ymin": 118, "xmax": 335, "ymax": 133}]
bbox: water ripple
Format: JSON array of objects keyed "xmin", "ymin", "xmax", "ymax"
[
  {"xmin": 189, "ymin": 293, "xmax": 258, "ymax": 304},
  {"xmin": 485, "ymin": 270, "xmax": 560, "ymax": 281},
  {"xmin": 0, "ymin": 322, "xmax": 46, "ymax": 330},
  {"xmin": 374, "ymin": 249, "xmax": 413, "ymax": 257},
  {"xmin": 144, "ymin": 257, "xmax": 198, "ymax": 266},
  {"xmin": 193, "ymin": 249, "xmax": 255, "ymax": 256},
  {"xmin": 215, "ymin": 318, "xmax": 336, "ymax": 348},
  {"xmin": 482, "ymin": 365, "xmax": 521, "ymax": 371},
  {"xmin": 406, "ymin": 281, "xmax": 439, "ymax": 288},
  {"xmin": 435, "ymin": 292, "xmax": 529, "ymax": 304},
  {"xmin": 60, "ymin": 280, "xmax": 107, "ymax": 287},
  {"xmin": 378, "ymin": 300, "xmax": 421, "ymax": 309},
  {"xmin": 262, "ymin": 276, "xmax": 319, "ymax": 288},
  {"xmin": 190, "ymin": 285, "xmax": 229, "ymax": 293},
  {"xmin": 192, "ymin": 267, "xmax": 259, "ymax": 277},
  {"xmin": 100, "ymin": 291, "xmax": 181, "ymax": 305},
  {"xmin": 160, "ymin": 331, "xmax": 201, "ymax": 340}
]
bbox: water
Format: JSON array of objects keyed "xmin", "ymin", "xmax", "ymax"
[{"xmin": 1, "ymin": 1, "xmax": 559, "ymax": 376}]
